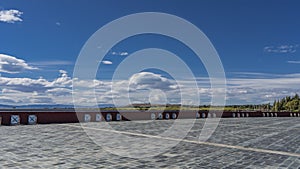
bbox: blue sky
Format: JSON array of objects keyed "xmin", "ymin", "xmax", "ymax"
[{"xmin": 0, "ymin": 0, "xmax": 300, "ymax": 106}]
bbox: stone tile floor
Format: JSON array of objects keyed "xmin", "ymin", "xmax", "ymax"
[{"xmin": 0, "ymin": 117, "xmax": 299, "ymax": 168}]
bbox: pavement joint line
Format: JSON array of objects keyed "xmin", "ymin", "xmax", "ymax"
[
  {"xmin": 60, "ymin": 123, "xmax": 300, "ymax": 158},
  {"xmin": 262, "ymin": 124, "xmax": 300, "ymax": 147},
  {"xmin": 280, "ymin": 146, "xmax": 300, "ymax": 168},
  {"xmin": 227, "ymin": 119, "xmax": 300, "ymax": 134}
]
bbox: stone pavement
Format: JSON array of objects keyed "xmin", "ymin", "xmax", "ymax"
[{"xmin": 0, "ymin": 117, "xmax": 299, "ymax": 168}]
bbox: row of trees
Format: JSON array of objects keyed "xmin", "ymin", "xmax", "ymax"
[
  {"xmin": 272, "ymin": 94, "xmax": 300, "ymax": 112},
  {"xmin": 201, "ymin": 94, "xmax": 300, "ymax": 112},
  {"xmin": 199, "ymin": 94, "xmax": 300, "ymax": 112},
  {"xmin": 103, "ymin": 94, "xmax": 300, "ymax": 112},
  {"xmin": 198, "ymin": 104, "xmax": 271, "ymax": 112}
]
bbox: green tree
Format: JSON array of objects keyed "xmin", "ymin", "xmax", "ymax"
[
  {"xmin": 285, "ymin": 100, "xmax": 298, "ymax": 111},
  {"xmin": 293, "ymin": 93, "xmax": 299, "ymax": 100}
]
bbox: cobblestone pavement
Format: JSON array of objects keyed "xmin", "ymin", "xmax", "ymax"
[{"xmin": 0, "ymin": 117, "xmax": 299, "ymax": 168}]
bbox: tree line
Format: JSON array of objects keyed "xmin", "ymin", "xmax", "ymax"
[
  {"xmin": 225, "ymin": 94, "xmax": 300, "ymax": 112},
  {"xmin": 102, "ymin": 94, "xmax": 300, "ymax": 112},
  {"xmin": 272, "ymin": 94, "xmax": 300, "ymax": 112}
]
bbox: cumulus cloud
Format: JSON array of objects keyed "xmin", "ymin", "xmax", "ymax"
[
  {"xmin": 0, "ymin": 77, "xmax": 50, "ymax": 93},
  {"xmin": 127, "ymin": 72, "xmax": 179, "ymax": 104},
  {"xmin": 0, "ymin": 9, "xmax": 23, "ymax": 23},
  {"xmin": 129, "ymin": 72, "xmax": 177, "ymax": 91},
  {"xmin": 0, "ymin": 54, "xmax": 37, "ymax": 73},
  {"xmin": 264, "ymin": 44, "xmax": 298, "ymax": 53},
  {"xmin": 2, "ymin": 69, "xmax": 300, "ymax": 106},
  {"xmin": 0, "ymin": 70, "xmax": 70, "ymax": 93},
  {"xmin": 49, "ymin": 70, "xmax": 72, "ymax": 87},
  {"xmin": 0, "ymin": 70, "xmax": 72, "ymax": 105},
  {"xmin": 101, "ymin": 60, "xmax": 113, "ymax": 65}
]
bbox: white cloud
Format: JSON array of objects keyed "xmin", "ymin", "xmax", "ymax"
[
  {"xmin": 111, "ymin": 51, "xmax": 129, "ymax": 56},
  {"xmin": 129, "ymin": 72, "xmax": 177, "ymax": 91},
  {"xmin": 2, "ymin": 69, "xmax": 300, "ymax": 106},
  {"xmin": 46, "ymin": 88, "xmax": 72, "ymax": 96},
  {"xmin": 287, "ymin": 60, "xmax": 300, "ymax": 64},
  {"xmin": 120, "ymin": 52, "xmax": 129, "ymax": 56},
  {"xmin": 264, "ymin": 44, "xmax": 298, "ymax": 53},
  {"xmin": 59, "ymin": 70, "xmax": 67, "ymax": 74},
  {"xmin": 30, "ymin": 60, "xmax": 73, "ymax": 68},
  {"xmin": 0, "ymin": 70, "xmax": 73, "ymax": 105},
  {"xmin": 0, "ymin": 9, "xmax": 23, "ymax": 23},
  {"xmin": 0, "ymin": 54, "xmax": 37, "ymax": 73},
  {"xmin": 101, "ymin": 60, "xmax": 113, "ymax": 65},
  {"xmin": 224, "ymin": 73, "xmax": 300, "ymax": 104},
  {"xmin": 55, "ymin": 22, "xmax": 61, "ymax": 26},
  {"xmin": 49, "ymin": 70, "xmax": 72, "ymax": 87}
]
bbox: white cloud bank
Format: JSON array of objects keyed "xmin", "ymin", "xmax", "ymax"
[
  {"xmin": 1, "ymin": 68, "xmax": 300, "ymax": 106},
  {"xmin": 0, "ymin": 54, "xmax": 37, "ymax": 73},
  {"xmin": 0, "ymin": 9, "xmax": 23, "ymax": 23},
  {"xmin": 0, "ymin": 70, "xmax": 72, "ymax": 105}
]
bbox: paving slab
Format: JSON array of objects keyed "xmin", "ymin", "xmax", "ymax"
[{"xmin": 0, "ymin": 118, "xmax": 299, "ymax": 168}]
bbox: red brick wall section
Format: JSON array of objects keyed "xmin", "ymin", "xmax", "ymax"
[{"xmin": 0, "ymin": 111, "xmax": 297, "ymax": 125}]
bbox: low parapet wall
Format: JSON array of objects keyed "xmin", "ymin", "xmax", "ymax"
[{"xmin": 0, "ymin": 109, "xmax": 299, "ymax": 125}]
